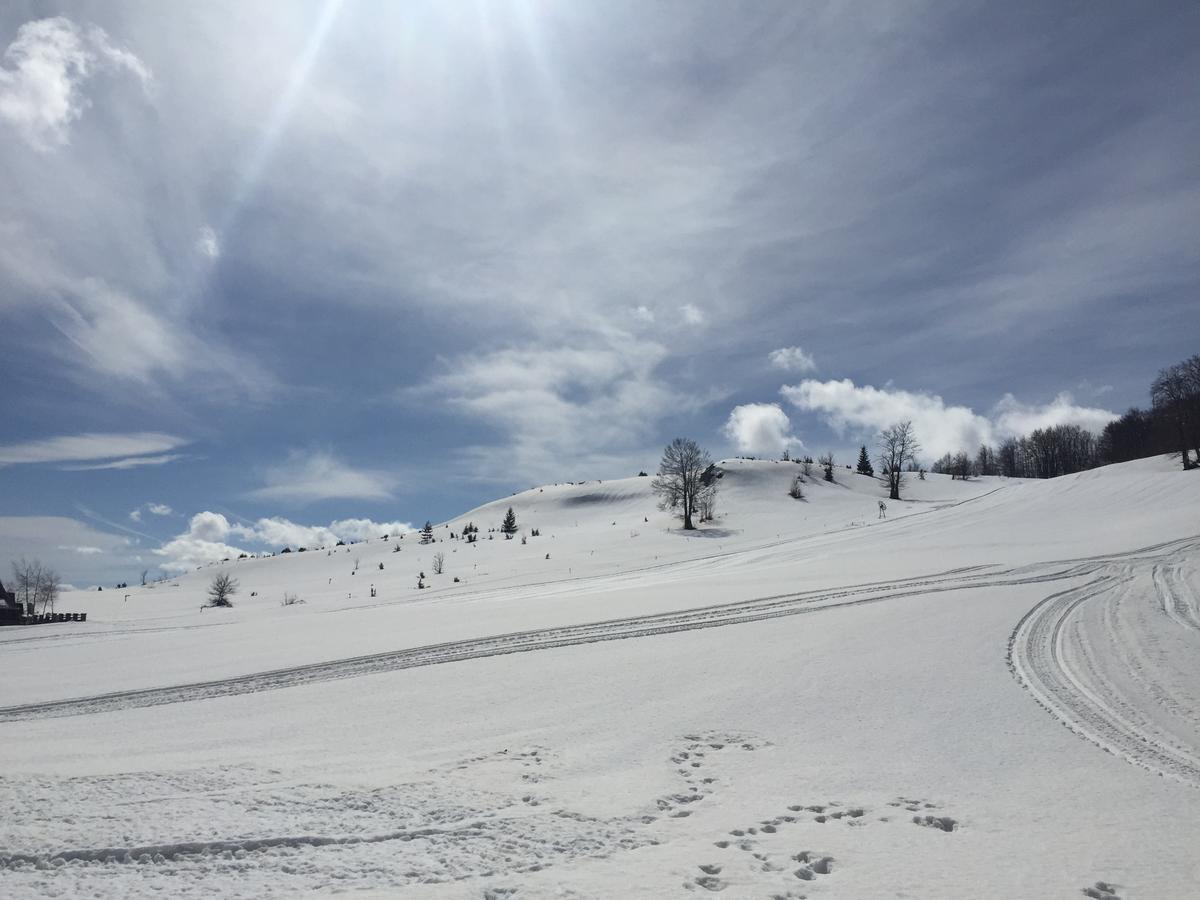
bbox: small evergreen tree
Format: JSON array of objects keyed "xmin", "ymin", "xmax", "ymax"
[
  {"xmin": 501, "ymin": 507, "xmax": 518, "ymax": 538},
  {"xmin": 819, "ymin": 452, "xmax": 835, "ymax": 482},
  {"xmin": 856, "ymin": 445, "xmax": 874, "ymax": 477},
  {"xmin": 420, "ymin": 521, "xmax": 434, "ymax": 544}
]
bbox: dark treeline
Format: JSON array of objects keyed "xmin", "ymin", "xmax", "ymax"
[{"xmin": 931, "ymin": 353, "xmax": 1200, "ymax": 480}]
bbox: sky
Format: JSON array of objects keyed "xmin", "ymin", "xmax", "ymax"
[{"xmin": 1, "ymin": 1, "xmax": 1197, "ymax": 588}]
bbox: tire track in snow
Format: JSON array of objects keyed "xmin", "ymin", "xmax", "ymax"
[{"xmin": 1008, "ymin": 539, "xmax": 1200, "ymax": 787}]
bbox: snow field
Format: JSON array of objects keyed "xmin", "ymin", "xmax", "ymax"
[{"xmin": 2, "ymin": 456, "xmax": 1199, "ymax": 898}]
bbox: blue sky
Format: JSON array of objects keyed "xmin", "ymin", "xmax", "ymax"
[{"xmin": 1, "ymin": 1, "xmax": 1197, "ymax": 587}]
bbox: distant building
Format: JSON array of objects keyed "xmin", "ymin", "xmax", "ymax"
[{"xmin": 0, "ymin": 579, "xmax": 20, "ymax": 626}]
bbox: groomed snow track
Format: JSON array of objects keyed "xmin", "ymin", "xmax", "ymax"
[
  {"xmin": 0, "ymin": 561, "xmax": 1078, "ymax": 723},
  {"xmin": 5, "ymin": 535, "xmax": 1199, "ymax": 797},
  {"xmin": 1008, "ymin": 537, "xmax": 1200, "ymax": 787}
]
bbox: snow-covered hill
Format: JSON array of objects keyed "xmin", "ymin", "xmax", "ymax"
[{"xmin": 1, "ymin": 456, "xmax": 1198, "ymax": 898}]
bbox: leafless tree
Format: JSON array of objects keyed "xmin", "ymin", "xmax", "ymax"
[
  {"xmin": 878, "ymin": 421, "xmax": 921, "ymax": 500},
  {"xmin": 651, "ymin": 437, "xmax": 713, "ymax": 530},
  {"xmin": 11, "ymin": 558, "xmax": 58, "ymax": 614},
  {"xmin": 1152, "ymin": 357, "xmax": 1200, "ymax": 469},
  {"xmin": 697, "ymin": 481, "xmax": 718, "ymax": 522},
  {"xmin": 141, "ymin": 569, "xmax": 149, "ymax": 586},
  {"xmin": 432, "ymin": 552, "xmax": 445, "ymax": 575},
  {"xmin": 11, "ymin": 557, "xmax": 41, "ymax": 611},
  {"xmin": 36, "ymin": 566, "xmax": 60, "ymax": 614},
  {"xmin": 207, "ymin": 572, "xmax": 238, "ymax": 607}
]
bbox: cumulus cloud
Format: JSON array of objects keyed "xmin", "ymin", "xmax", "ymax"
[
  {"xmin": 153, "ymin": 512, "xmax": 414, "ymax": 572},
  {"xmin": 768, "ymin": 346, "xmax": 817, "ymax": 373},
  {"xmin": 781, "ymin": 378, "xmax": 1117, "ymax": 460},
  {"xmin": 0, "ymin": 16, "xmax": 151, "ymax": 151},
  {"xmin": 0, "ymin": 431, "xmax": 188, "ymax": 466},
  {"xmin": 722, "ymin": 403, "xmax": 802, "ymax": 458},
  {"xmin": 680, "ymin": 303, "xmax": 705, "ymax": 325},
  {"xmin": 632, "ymin": 305, "xmax": 655, "ymax": 324},
  {"xmin": 991, "ymin": 392, "xmax": 1119, "ymax": 439},
  {"xmin": 248, "ymin": 451, "xmax": 398, "ymax": 504}
]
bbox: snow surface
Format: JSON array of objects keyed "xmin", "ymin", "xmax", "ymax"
[{"xmin": 2, "ymin": 458, "xmax": 1199, "ymax": 898}]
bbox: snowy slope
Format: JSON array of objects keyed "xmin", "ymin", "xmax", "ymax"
[{"xmin": 1, "ymin": 457, "xmax": 1198, "ymax": 899}]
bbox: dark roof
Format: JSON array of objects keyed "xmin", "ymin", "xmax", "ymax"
[{"xmin": 0, "ymin": 579, "xmax": 15, "ymax": 606}]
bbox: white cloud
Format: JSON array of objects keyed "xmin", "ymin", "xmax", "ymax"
[
  {"xmin": 781, "ymin": 378, "xmax": 1117, "ymax": 460},
  {"xmin": 248, "ymin": 450, "xmax": 397, "ymax": 503},
  {"xmin": 632, "ymin": 305, "xmax": 655, "ymax": 324},
  {"xmin": 768, "ymin": 346, "xmax": 817, "ymax": 373},
  {"xmin": 48, "ymin": 278, "xmax": 190, "ymax": 384},
  {"xmin": 61, "ymin": 453, "xmax": 185, "ymax": 471},
  {"xmin": 153, "ymin": 534, "xmax": 249, "ymax": 573},
  {"xmin": 415, "ymin": 325, "xmax": 712, "ymax": 483},
  {"xmin": 680, "ymin": 303, "xmax": 705, "ymax": 325},
  {"xmin": 722, "ymin": 403, "xmax": 802, "ymax": 458},
  {"xmin": 130, "ymin": 502, "xmax": 173, "ymax": 522},
  {"xmin": 991, "ymin": 392, "xmax": 1118, "ymax": 439},
  {"xmin": 196, "ymin": 226, "xmax": 220, "ymax": 260},
  {"xmin": 153, "ymin": 512, "xmax": 414, "ymax": 572},
  {"xmin": 0, "ymin": 431, "xmax": 188, "ymax": 465},
  {"xmin": 0, "ymin": 17, "xmax": 151, "ymax": 151},
  {"xmin": 187, "ymin": 511, "xmax": 233, "ymax": 543},
  {"xmin": 0, "ymin": 516, "xmax": 135, "ymax": 585}
]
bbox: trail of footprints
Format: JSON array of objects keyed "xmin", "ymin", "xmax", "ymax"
[{"xmin": 652, "ymin": 736, "xmax": 961, "ymax": 895}]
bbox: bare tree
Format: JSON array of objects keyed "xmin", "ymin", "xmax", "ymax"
[
  {"xmin": 11, "ymin": 557, "xmax": 40, "ymax": 612},
  {"xmin": 1152, "ymin": 359, "xmax": 1199, "ymax": 470},
  {"xmin": 36, "ymin": 566, "xmax": 60, "ymax": 614},
  {"xmin": 878, "ymin": 421, "xmax": 921, "ymax": 500},
  {"xmin": 788, "ymin": 475, "xmax": 805, "ymax": 500},
  {"xmin": 11, "ymin": 558, "xmax": 58, "ymax": 614},
  {"xmin": 697, "ymin": 480, "xmax": 718, "ymax": 522},
  {"xmin": 651, "ymin": 437, "xmax": 713, "ymax": 530},
  {"xmin": 432, "ymin": 551, "xmax": 445, "ymax": 575},
  {"xmin": 207, "ymin": 572, "xmax": 238, "ymax": 607},
  {"xmin": 141, "ymin": 569, "xmax": 149, "ymax": 586}
]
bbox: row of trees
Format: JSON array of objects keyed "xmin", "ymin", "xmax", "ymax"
[
  {"xmin": 1108, "ymin": 354, "xmax": 1200, "ymax": 469},
  {"xmin": 928, "ymin": 353, "xmax": 1200, "ymax": 479},
  {"xmin": 930, "ymin": 424, "xmax": 1100, "ymax": 480},
  {"xmin": 9, "ymin": 558, "xmax": 61, "ymax": 615}
]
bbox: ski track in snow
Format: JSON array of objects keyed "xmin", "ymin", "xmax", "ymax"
[
  {"xmin": 1008, "ymin": 537, "xmax": 1200, "ymax": 787},
  {"xmin": 0, "ymin": 560, "xmax": 1093, "ymax": 723},
  {"xmin": 3, "ymin": 524, "xmax": 1198, "ymax": 794}
]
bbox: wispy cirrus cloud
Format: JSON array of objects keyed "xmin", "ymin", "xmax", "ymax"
[
  {"xmin": 61, "ymin": 453, "xmax": 185, "ymax": 472},
  {"xmin": 247, "ymin": 450, "xmax": 398, "ymax": 504},
  {"xmin": 0, "ymin": 432, "xmax": 188, "ymax": 466}
]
